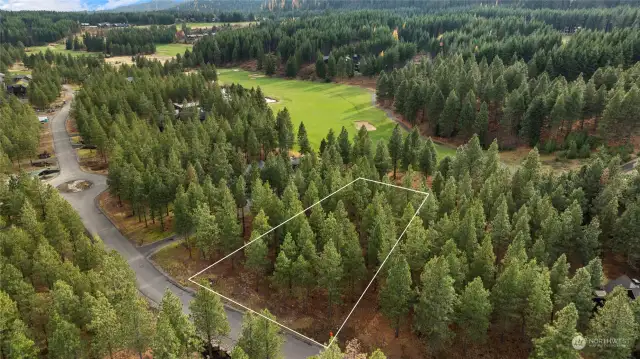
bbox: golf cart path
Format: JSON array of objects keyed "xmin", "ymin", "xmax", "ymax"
[{"xmin": 47, "ymin": 86, "xmax": 322, "ymax": 358}]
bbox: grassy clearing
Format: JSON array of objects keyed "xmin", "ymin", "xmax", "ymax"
[
  {"xmin": 186, "ymin": 21, "xmax": 256, "ymax": 29},
  {"xmin": 155, "ymin": 43, "xmax": 193, "ymax": 57},
  {"xmin": 76, "ymin": 148, "xmax": 95, "ymax": 160},
  {"xmin": 217, "ymin": 69, "xmax": 454, "ymax": 157},
  {"xmin": 26, "ymin": 43, "xmax": 97, "ymax": 57},
  {"xmin": 7, "ymin": 63, "xmax": 32, "ymax": 76},
  {"xmin": 499, "ymin": 147, "xmax": 586, "ymax": 172}
]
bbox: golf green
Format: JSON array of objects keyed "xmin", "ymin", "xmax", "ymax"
[{"xmin": 217, "ymin": 69, "xmax": 456, "ymax": 159}]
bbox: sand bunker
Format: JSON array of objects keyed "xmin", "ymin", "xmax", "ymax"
[
  {"xmin": 355, "ymin": 121, "xmax": 376, "ymax": 131},
  {"xmin": 265, "ymin": 97, "xmax": 278, "ymax": 104}
]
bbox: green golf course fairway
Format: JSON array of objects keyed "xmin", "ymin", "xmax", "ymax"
[{"xmin": 217, "ymin": 69, "xmax": 456, "ymax": 158}]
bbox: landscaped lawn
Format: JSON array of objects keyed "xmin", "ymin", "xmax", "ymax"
[
  {"xmin": 26, "ymin": 43, "xmax": 97, "ymax": 57},
  {"xmin": 217, "ymin": 69, "xmax": 455, "ymax": 158},
  {"xmin": 155, "ymin": 43, "xmax": 193, "ymax": 57},
  {"xmin": 186, "ymin": 21, "xmax": 256, "ymax": 29}
]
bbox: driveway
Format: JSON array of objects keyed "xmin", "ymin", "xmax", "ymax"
[{"xmin": 47, "ymin": 86, "xmax": 322, "ymax": 358}]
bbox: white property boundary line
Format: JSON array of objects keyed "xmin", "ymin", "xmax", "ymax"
[{"xmin": 188, "ymin": 177, "xmax": 429, "ymax": 349}]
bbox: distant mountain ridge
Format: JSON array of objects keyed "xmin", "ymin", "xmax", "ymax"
[
  {"xmin": 107, "ymin": 0, "xmax": 186, "ymax": 12},
  {"xmin": 169, "ymin": 0, "xmax": 263, "ymax": 12}
]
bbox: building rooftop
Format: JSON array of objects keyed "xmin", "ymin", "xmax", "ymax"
[{"xmin": 604, "ymin": 275, "xmax": 640, "ymax": 300}]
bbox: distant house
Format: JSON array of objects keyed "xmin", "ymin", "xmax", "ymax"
[
  {"xmin": 6, "ymin": 75, "xmax": 31, "ymax": 96},
  {"xmin": 603, "ymin": 275, "xmax": 640, "ymax": 300},
  {"xmin": 594, "ymin": 274, "xmax": 639, "ymax": 310},
  {"xmin": 173, "ymin": 102, "xmax": 205, "ymax": 120},
  {"xmin": 38, "ymin": 116, "xmax": 49, "ymax": 124},
  {"xmin": 323, "ymin": 55, "xmax": 330, "ymax": 63},
  {"xmin": 80, "ymin": 22, "xmax": 90, "ymax": 26},
  {"xmin": 126, "ymin": 76, "xmax": 134, "ymax": 82}
]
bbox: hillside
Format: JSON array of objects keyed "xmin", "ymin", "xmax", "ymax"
[
  {"xmin": 108, "ymin": 0, "xmax": 186, "ymax": 12},
  {"xmin": 170, "ymin": 0, "xmax": 262, "ymax": 12}
]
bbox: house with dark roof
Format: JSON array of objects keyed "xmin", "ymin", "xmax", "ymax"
[
  {"xmin": 603, "ymin": 275, "xmax": 640, "ymax": 300},
  {"xmin": 6, "ymin": 75, "xmax": 31, "ymax": 96}
]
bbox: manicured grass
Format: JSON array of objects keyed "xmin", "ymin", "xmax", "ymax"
[
  {"xmin": 217, "ymin": 69, "xmax": 455, "ymax": 157},
  {"xmin": 26, "ymin": 42, "xmax": 189, "ymax": 58},
  {"xmin": 155, "ymin": 43, "xmax": 193, "ymax": 57},
  {"xmin": 433, "ymin": 141, "xmax": 457, "ymax": 160},
  {"xmin": 185, "ymin": 22, "xmax": 214, "ymax": 29},
  {"xmin": 186, "ymin": 21, "xmax": 256, "ymax": 29},
  {"xmin": 26, "ymin": 43, "xmax": 97, "ymax": 57}
]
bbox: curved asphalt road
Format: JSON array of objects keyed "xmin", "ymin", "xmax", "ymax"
[{"xmin": 48, "ymin": 87, "xmax": 322, "ymax": 359}]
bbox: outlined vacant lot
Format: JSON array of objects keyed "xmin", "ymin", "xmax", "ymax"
[{"xmin": 188, "ymin": 177, "xmax": 429, "ymax": 348}]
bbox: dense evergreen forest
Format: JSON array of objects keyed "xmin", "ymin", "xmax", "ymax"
[
  {"xmin": 190, "ymin": 6, "xmax": 640, "ymax": 75},
  {"xmin": 64, "ymin": 55, "xmax": 640, "ymax": 357},
  {"xmin": 0, "ymin": 44, "xmax": 24, "ymax": 73},
  {"xmin": 74, "ymin": 26, "xmax": 176, "ymax": 55},
  {"xmin": 3, "ymin": 2, "xmax": 640, "ymax": 358},
  {"xmin": 265, "ymin": 0, "xmax": 638, "ymax": 11},
  {"xmin": 186, "ymin": 5, "xmax": 640, "ymax": 151},
  {"xmin": 0, "ymin": 172, "xmax": 306, "ymax": 359},
  {"xmin": 0, "ymin": 8, "xmax": 251, "ymax": 47}
]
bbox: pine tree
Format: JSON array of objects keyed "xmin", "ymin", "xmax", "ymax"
[
  {"xmin": 587, "ymin": 287, "xmax": 638, "ymax": 359},
  {"xmin": 89, "ymin": 293, "xmax": 123, "ymax": 359},
  {"xmin": 491, "ymin": 239, "xmax": 528, "ymax": 341},
  {"xmin": 374, "ymin": 141, "xmax": 391, "ymax": 178},
  {"xmin": 338, "ymin": 126, "xmax": 352, "ymax": 164},
  {"xmin": 413, "ymin": 256, "xmax": 457, "ymax": 352},
  {"xmin": 152, "ymin": 315, "xmax": 181, "ymax": 359},
  {"xmin": 388, "ymin": 125, "xmax": 403, "ymax": 179},
  {"xmin": 47, "ymin": 313, "xmax": 83, "ymax": 359},
  {"xmin": 218, "ymin": 185, "xmax": 241, "ymax": 264},
  {"xmin": 459, "ymin": 90, "xmax": 476, "ymax": 137},
  {"xmin": 475, "ymin": 102, "xmax": 489, "ymax": 144},
  {"xmin": 158, "ymin": 289, "xmax": 197, "ymax": 357},
  {"xmin": 456, "ymin": 277, "xmax": 492, "ymax": 354},
  {"xmin": 491, "ymin": 196, "xmax": 512, "ymax": 258},
  {"xmin": 297, "ymin": 122, "xmax": 312, "ymax": 154},
  {"xmin": 190, "ymin": 283, "xmax": 231, "ymax": 358},
  {"xmin": 119, "ymin": 297, "xmax": 155, "ymax": 359},
  {"xmin": 530, "ymin": 303, "xmax": 581, "ymax": 359},
  {"xmin": 234, "ymin": 176, "xmax": 247, "ymax": 234},
  {"xmin": 0, "ymin": 292, "xmax": 37, "ymax": 359},
  {"xmin": 194, "ymin": 204, "xmax": 220, "ymax": 260},
  {"xmin": 400, "ymin": 216, "xmax": 430, "ymax": 274},
  {"xmin": 272, "ymin": 251, "xmax": 293, "ymax": 294},
  {"xmin": 341, "ymin": 226, "xmax": 366, "ymax": 293},
  {"xmin": 584, "ymin": 257, "xmax": 604, "ymax": 289},
  {"xmin": 236, "ymin": 309, "xmax": 283, "ymax": 359},
  {"xmin": 526, "ymin": 267, "xmax": 553, "ymax": 340},
  {"xmin": 469, "ymin": 235, "xmax": 496, "ymax": 289},
  {"xmin": 439, "ymin": 90, "xmax": 460, "ymax": 138},
  {"xmin": 555, "ymin": 267, "xmax": 592, "ymax": 330},
  {"xmin": 276, "ymin": 108, "xmax": 295, "ymax": 152},
  {"xmin": 317, "ymin": 239, "xmax": 343, "ymax": 319},
  {"xmin": 379, "ymin": 255, "xmax": 413, "ymax": 338}
]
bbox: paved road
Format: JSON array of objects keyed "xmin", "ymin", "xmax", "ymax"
[{"xmin": 48, "ymin": 87, "xmax": 322, "ymax": 359}]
